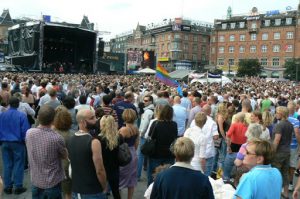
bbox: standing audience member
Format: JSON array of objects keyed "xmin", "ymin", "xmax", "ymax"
[
  {"xmin": 187, "ymin": 97, "xmax": 202, "ymax": 128},
  {"xmin": 0, "ymin": 97, "xmax": 30, "ymax": 195},
  {"xmin": 67, "ymin": 109, "xmax": 107, "ymax": 199},
  {"xmin": 150, "ymin": 137, "xmax": 214, "ymax": 199},
  {"xmin": 234, "ymin": 139, "xmax": 282, "ymax": 199},
  {"xmin": 272, "ymin": 106, "xmax": 294, "ymax": 199},
  {"xmin": 172, "ymin": 96, "xmax": 188, "ymax": 137},
  {"xmin": 62, "ymin": 96, "xmax": 78, "ymax": 133},
  {"xmin": 53, "ymin": 106, "xmax": 73, "ymax": 199},
  {"xmin": 184, "ymin": 112, "xmax": 207, "ymax": 172},
  {"xmin": 98, "ymin": 115, "xmax": 121, "ymax": 199},
  {"xmin": 147, "ymin": 105, "xmax": 177, "ymax": 185},
  {"xmin": 119, "ymin": 109, "xmax": 139, "ymax": 199},
  {"xmin": 26, "ymin": 105, "xmax": 68, "ymax": 198}
]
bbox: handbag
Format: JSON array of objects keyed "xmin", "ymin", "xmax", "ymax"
[
  {"xmin": 118, "ymin": 135, "xmax": 132, "ymax": 166},
  {"xmin": 141, "ymin": 121, "xmax": 158, "ymax": 156}
]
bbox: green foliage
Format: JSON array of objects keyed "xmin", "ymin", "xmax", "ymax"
[
  {"xmin": 237, "ymin": 59, "xmax": 262, "ymax": 77},
  {"xmin": 284, "ymin": 58, "xmax": 300, "ymax": 81}
]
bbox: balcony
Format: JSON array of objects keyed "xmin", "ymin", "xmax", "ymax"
[{"xmin": 248, "ymin": 28, "xmax": 258, "ymax": 33}]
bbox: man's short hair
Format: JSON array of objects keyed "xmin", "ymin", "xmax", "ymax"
[
  {"xmin": 48, "ymin": 88, "xmax": 57, "ymax": 97},
  {"xmin": 38, "ymin": 105, "xmax": 55, "ymax": 125},
  {"xmin": 9, "ymin": 97, "xmax": 20, "ymax": 108},
  {"xmin": 173, "ymin": 137, "xmax": 195, "ymax": 162},
  {"xmin": 124, "ymin": 91, "xmax": 133, "ymax": 100},
  {"xmin": 102, "ymin": 95, "xmax": 112, "ymax": 105}
]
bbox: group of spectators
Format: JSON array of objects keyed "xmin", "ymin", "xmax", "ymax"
[{"xmin": 0, "ymin": 72, "xmax": 300, "ymax": 199}]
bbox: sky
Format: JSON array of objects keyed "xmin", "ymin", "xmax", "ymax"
[{"xmin": 2, "ymin": 0, "xmax": 299, "ymax": 41}]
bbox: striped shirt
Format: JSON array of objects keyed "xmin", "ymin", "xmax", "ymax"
[
  {"xmin": 26, "ymin": 127, "xmax": 66, "ymax": 189},
  {"xmin": 102, "ymin": 105, "xmax": 118, "ymax": 123}
]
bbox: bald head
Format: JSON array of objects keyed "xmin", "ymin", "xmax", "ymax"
[
  {"xmin": 76, "ymin": 109, "xmax": 93, "ymax": 123},
  {"xmin": 173, "ymin": 96, "xmax": 181, "ymax": 104},
  {"xmin": 202, "ymin": 104, "xmax": 211, "ymax": 115}
]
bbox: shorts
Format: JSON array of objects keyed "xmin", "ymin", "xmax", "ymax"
[
  {"xmin": 290, "ymin": 148, "xmax": 298, "ymax": 168},
  {"xmin": 272, "ymin": 152, "xmax": 290, "ymax": 186}
]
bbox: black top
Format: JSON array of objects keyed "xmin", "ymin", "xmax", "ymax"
[
  {"xmin": 67, "ymin": 134, "xmax": 103, "ymax": 194},
  {"xmin": 98, "ymin": 135, "xmax": 120, "ymax": 173},
  {"xmin": 149, "ymin": 120, "xmax": 177, "ymax": 159}
]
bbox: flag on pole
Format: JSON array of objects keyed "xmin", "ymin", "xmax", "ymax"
[{"xmin": 156, "ymin": 63, "xmax": 179, "ymax": 87}]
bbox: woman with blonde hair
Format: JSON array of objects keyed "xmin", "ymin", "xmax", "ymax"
[
  {"xmin": 53, "ymin": 105, "xmax": 72, "ymax": 199},
  {"xmin": 184, "ymin": 112, "xmax": 207, "ymax": 172},
  {"xmin": 212, "ymin": 102, "xmax": 230, "ymax": 178},
  {"xmin": 262, "ymin": 110, "xmax": 274, "ymax": 137},
  {"xmin": 119, "ymin": 109, "xmax": 139, "ymax": 199},
  {"xmin": 98, "ymin": 115, "xmax": 121, "ymax": 199}
]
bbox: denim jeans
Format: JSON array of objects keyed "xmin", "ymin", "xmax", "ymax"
[
  {"xmin": 147, "ymin": 158, "xmax": 174, "ymax": 186},
  {"xmin": 137, "ymin": 137, "xmax": 145, "ymax": 179},
  {"xmin": 1, "ymin": 142, "xmax": 25, "ymax": 189},
  {"xmin": 32, "ymin": 183, "xmax": 62, "ymax": 199},
  {"xmin": 212, "ymin": 140, "xmax": 227, "ymax": 173},
  {"xmin": 222, "ymin": 152, "xmax": 237, "ymax": 181},
  {"xmin": 204, "ymin": 157, "xmax": 214, "ymax": 176},
  {"xmin": 72, "ymin": 192, "xmax": 107, "ymax": 199}
]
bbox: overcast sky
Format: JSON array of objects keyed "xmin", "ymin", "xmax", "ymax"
[{"xmin": 2, "ymin": 0, "xmax": 298, "ymax": 41}]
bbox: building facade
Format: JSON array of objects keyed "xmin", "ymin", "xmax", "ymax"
[
  {"xmin": 210, "ymin": 5, "xmax": 300, "ymax": 78},
  {"xmin": 110, "ymin": 18, "xmax": 212, "ymax": 72},
  {"xmin": 0, "ymin": 9, "xmax": 14, "ymax": 57}
]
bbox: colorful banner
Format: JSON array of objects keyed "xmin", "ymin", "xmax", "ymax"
[{"xmin": 156, "ymin": 63, "xmax": 178, "ymax": 87}]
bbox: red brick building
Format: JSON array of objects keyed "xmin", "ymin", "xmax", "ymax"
[{"xmin": 210, "ymin": 5, "xmax": 300, "ymax": 78}]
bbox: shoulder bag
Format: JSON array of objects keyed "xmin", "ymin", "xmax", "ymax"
[
  {"xmin": 141, "ymin": 120, "xmax": 158, "ymax": 156},
  {"xmin": 118, "ymin": 133, "xmax": 132, "ymax": 167}
]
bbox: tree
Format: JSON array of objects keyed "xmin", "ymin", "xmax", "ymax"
[
  {"xmin": 284, "ymin": 58, "xmax": 300, "ymax": 81},
  {"xmin": 237, "ymin": 59, "xmax": 262, "ymax": 77}
]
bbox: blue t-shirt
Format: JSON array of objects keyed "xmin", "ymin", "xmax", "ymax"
[
  {"xmin": 288, "ymin": 116, "xmax": 299, "ymax": 149},
  {"xmin": 234, "ymin": 165, "xmax": 282, "ymax": 199}
]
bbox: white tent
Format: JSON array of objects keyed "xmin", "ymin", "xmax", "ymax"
[
  {"xmin": 191, "ymin": 76, "xmax": 233, "ymax": 86},
  {"xmin": 136, "ymin": 68, "xmax": 156, "ymax": 74}
]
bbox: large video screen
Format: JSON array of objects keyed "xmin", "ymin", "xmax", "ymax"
[
  {"xmin": 127, "ymin": 50, "xmax": 142, "ymax": 70},
  {"xmin": 141, "ymin": 51, "xmax": 155, "ymax": 69}
]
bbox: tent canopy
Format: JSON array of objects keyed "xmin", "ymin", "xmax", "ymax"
[
  {"xmin": 136, "ymin": 68, "xmax": 156, "ymax": 74},
  {"xmin": 191, "ymin": 76, "xmax": 233, "ymax": 86}
]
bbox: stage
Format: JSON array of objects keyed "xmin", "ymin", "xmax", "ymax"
[{"xmin": 8, "ymin": 21, "xmax": 97, "ymax": 73}]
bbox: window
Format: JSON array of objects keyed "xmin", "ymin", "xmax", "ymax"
[
  {"xmin": 239, "ymin": 22, "xmax": 245, "ymax": 28},
  {"xmin": 239, "ymin": 46, "xmax": 245, "ymax": 53},
  {"xmin": 229, "ymin": 46, "xmax": 234, "ymax": 53},
  {"xmin": 260, "ymin": 58, "xmax": 268, "ymax": 66},
  {"xmin": 262, "ymin": 33, "xmax": 268, "ymax": 40},
  {"xmin": 211, "ymin": 36, "xmax": 216, "ymax": 42},
  {"xmin": 219, "ymin": 35, "xmax": 225, "ymax": 42},
  {"xmin": 265, "ymin": 20, "xmax": 270, "ymax": 26},
  {"xmin": 230, "ymin": 23, "xmax": 236, "ymax": 29},
  {"xmin": 183, "ymin": 43, "xmax": 188, "ymax": 50},
  {"xmin": 261, "ymin": 45, "xmax": 267, "ymax": 53},
  {"xmin": 193, "ymin": 44, "xmax": 198, "ymax": 51},
  {"xmin": 229, "ymin": 35, "xmax": 235, "ymax": 42},
  {"xmin": 201, "ymin": 45, "xmax": 206, "ymax": 53},
  {"xmin": 161, "ymin": 35, "xmax": 165, "ymax": 40},
  {"xmin": 168, "ymin": 43, "xmax": 171, "ymax": 50},
  {"xmin": 228, "ymin": 59, "xmax": 235, "ymax": 66},
  {"xmin": 286, "ymin": 32, "xmax": 294, "ymax": 39},
  {"xmin": 251, "ymin": 22, "xmax": 257, "ymax": 29},
  {"xmin": 219, "ymin": 47, "xmax": 224, "ymax": 53},
  {"xmin": 286, "ymin": 18, "xmax": 292, "ymax": 25},
  {"xmin": 174, "ymin": 34, "xmax": 181, "ymax": 39},
  {"xmin": 272, "ymin": 58, "xmax": 280, "ymax": 66},
  {"xmin": 240, "ymin": 34, "xmax": 245, "ymax": 41},
  {"xmin": 202, "ymin": 37, "xmax": 207, "ymax": 42},
  {"xmin": 184, "ymin": 53, "xmax": 188, "ymax": 59},
  {"xmin": 251, "ymin": 34, "xmax": 257, "ymax": 41},
  {"xmin": 168, "ymin": 35, "xmax": 171, "ymax": 40},
  {"xmin": 184, "ymin": 35, "xmax": 189, "ymax": 40},
  {"xmin": 250, "ymin": 45, "xmax": 256, "ymax": 53},
  {"xmin": 273, "ymin": 45, "xmax": 280, "ymax": 52},
  {"xmin": 275, "ymin": 19, "xmax": 281, "ymax": 26},
  {"xmin": 217, "ymin": 58, "xmax": 224, "ymax": 65},
  {"xmin": 211, "ymin": 47, "xmax": 215, "ymax": 54},
  {"xmin": 286, "ymin": 45, "xmax": 293, "ymax": 52},
  {"xmin": 274, "ymin": 32, "xmax": 280, "ymax": 40},
  {"xmin": 161, "ymin": 44, "xmax": 164, "ymax": 51},
  {"xmin": 192, "ymin": 54, "xmax": 197, "ymax": 61},
  {"xmin": 222, "ymin": 23, "xmax": 227, "ymax": 29}
]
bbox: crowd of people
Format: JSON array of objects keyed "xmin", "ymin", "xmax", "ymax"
[{"xmin": 0, "ymin": 72, "xmax": 300, "ymax": 198}]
